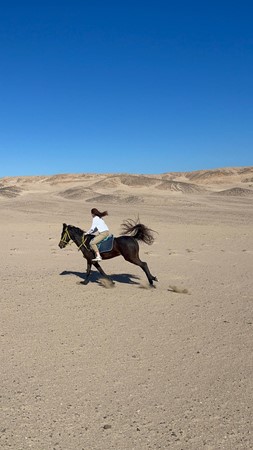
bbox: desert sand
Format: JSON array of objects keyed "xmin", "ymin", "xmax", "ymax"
[{"xmin": 0, "ymin": 167, "xmax": 253, "ymax": 450}]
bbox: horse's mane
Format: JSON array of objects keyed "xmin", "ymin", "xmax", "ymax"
[{"xmin": 69, "ymin": 225, "xmax": 85, "ymax": 235}]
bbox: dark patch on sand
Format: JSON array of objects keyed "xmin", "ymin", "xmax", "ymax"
[
  {"xmin": 0, "ymin": 186, "xmax": 21, "ymax": 198},
  {"xmin": 215, "ymin": 187, "xmax": 253, "ymax": 197}
]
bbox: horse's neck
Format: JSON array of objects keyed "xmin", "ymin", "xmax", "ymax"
[{"xmin": 69, "ymin": 227, "xmax": 83, "ymax": 246}]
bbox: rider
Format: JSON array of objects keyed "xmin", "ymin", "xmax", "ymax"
[{"xmin": 85, "ymin": 208, "xmax": 110, "ymax": 261}]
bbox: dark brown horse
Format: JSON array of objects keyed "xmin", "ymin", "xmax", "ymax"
[{"xmin": 58, "ymin": 219, "xmax": 158, "ymax": 286}]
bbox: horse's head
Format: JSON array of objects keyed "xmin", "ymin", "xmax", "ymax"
[{"xmin": 58, "ymin": 223, "xmax": 71, "ymax": 248}]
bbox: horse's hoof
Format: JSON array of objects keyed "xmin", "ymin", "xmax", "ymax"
[{"xmin": 80, "ymin": 280, "xmax": 89, "ymax": 285}]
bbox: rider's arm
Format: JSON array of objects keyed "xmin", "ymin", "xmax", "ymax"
[{"xmin": 85, "ymin": 217, "xmax": 98, "ymax": 235}]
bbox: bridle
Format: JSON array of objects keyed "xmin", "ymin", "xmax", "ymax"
[
  {"xmin": 60, "ymin": 227, "xmax": 72, "ymax": 246},
  {"xmin": 60, "ymin": 226, "xmax": 90, "ymax": 251}
]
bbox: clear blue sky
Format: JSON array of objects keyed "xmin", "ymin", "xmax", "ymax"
[{"xmin": 1, "ymin": 0, "xmax": 252, "ymax": 177}]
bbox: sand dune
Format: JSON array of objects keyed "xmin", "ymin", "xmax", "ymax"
[
  {"xmin": 1, "ymin": 166, "xmax": 252, "ymax": 202},
  {"xmin": 92, "ymin": 174, "xmax": 160, "ymax": 189},
  {"xmin": 0, "ymin": 166, "xmax": 253, "ymax": 450},
  {"xmin": 215, "ymin": 187, "xmax": 253, "ymax": 197},
  {"xmin": 161, "ymin": 166, "xmax": 253, "ymax": 186},
  {"xmin": 156, "ymin": 180, "xmax": 206, "ymax": 193},
  {"xmin": 0, "ymin": 185, "xmax": 21, "ymax": 198},
  {"xmin": 58, "ymin": 187, "xmax": 94, "ymax": 199}
]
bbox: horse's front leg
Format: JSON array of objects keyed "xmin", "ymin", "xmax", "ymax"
[
  {"xmin": 93, "ymin": 262, "xmax": 114, "ymax": 283},
  {"xmin": 82, "ymin": 261, "xmax": 92, "ymax": 285}
]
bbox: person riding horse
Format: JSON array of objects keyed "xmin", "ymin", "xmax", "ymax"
[
  {"xmin": 59, "ymin": 218, "xmax": 158, "ymax": 286},
  {"xmin": 85, "ymin": 208, "xmax": 110, "ymax": 262}
]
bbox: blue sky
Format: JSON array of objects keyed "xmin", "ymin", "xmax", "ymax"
[{"xmin": 1, "ymin": 0, "xmax": 252, "ymax": 177}]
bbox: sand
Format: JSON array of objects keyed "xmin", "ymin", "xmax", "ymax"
[{"xmin": 0, "ymin": 167, "xmax": 253, "ymax": 450}]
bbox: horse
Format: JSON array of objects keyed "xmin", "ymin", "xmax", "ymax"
[{"xmin": 58, "ymin": 219, "xmax": 158, "ymax": 287}]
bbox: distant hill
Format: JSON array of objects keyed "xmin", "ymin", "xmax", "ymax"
[
  {"xmin": 1, "ymin": 167, "xmax": 252, "ymax": 201},
  {"xmin": 161, "ymin": 167, "xmax": 253, "ymax": 185}
]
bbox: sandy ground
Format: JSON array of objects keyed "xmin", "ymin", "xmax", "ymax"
[{"xmin": 0, "ymin": 169, "xmax": 253, "ymax": 450}]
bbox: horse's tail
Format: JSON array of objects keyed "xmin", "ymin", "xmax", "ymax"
[{"xmin": 120, "ymin": 218, "xmax": 156, "ymax": 245}]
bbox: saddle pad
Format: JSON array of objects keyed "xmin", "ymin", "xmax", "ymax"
[{"xmin": 97, "ymin": 234, "xmax": 114, "ymax": 253}]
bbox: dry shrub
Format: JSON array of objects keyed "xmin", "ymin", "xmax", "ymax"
[
  {"xmin": 168, "ymin": 285, "xmax": 190, "ymax": 294},
  {"xmin": 99, "ymin": 278, "xmax": 115, "ymax": 289}
]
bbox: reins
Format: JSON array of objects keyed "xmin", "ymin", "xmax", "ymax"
[
  {"xmin": 60, "ymin": 227, "xmax": 90, "ymax": 251},
  {"xmin": 78, "ymin": 234, "xmax": 89, "ymax": 251}
]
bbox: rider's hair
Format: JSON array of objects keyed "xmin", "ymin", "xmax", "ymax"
[{"xmin": 91, "ymin": 208, "xmax": 108, "ymax": 218}]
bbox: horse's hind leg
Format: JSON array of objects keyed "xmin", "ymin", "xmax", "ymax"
[
  {"xmin": 139, "ymin": 260, "xmax": 158, "ymax": 286},
  {"xmin": 123, "ymin": 254, "xmax": 158, "ymax": 286}
]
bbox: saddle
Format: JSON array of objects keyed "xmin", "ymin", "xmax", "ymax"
[
  {"xmin": 84, "ymin": 233, "xmax": 114, "ymax": 254},
  {"xmin": 97, "ymin": 234, "xmax": 114, "ymax": 253}
]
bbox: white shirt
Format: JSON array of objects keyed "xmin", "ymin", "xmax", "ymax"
[{"xmin": 86, "ymin": 216, "xmax": 109, "ymax": 234}]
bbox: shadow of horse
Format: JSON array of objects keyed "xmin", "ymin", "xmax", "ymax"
[{"xmin": 60, "ymin": 270, "xmax": 140, "ymax": 285}]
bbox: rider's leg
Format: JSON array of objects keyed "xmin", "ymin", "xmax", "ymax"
[{"xmin": 90, "ymin": 231, "xmax": 109, "ymax": 260}]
